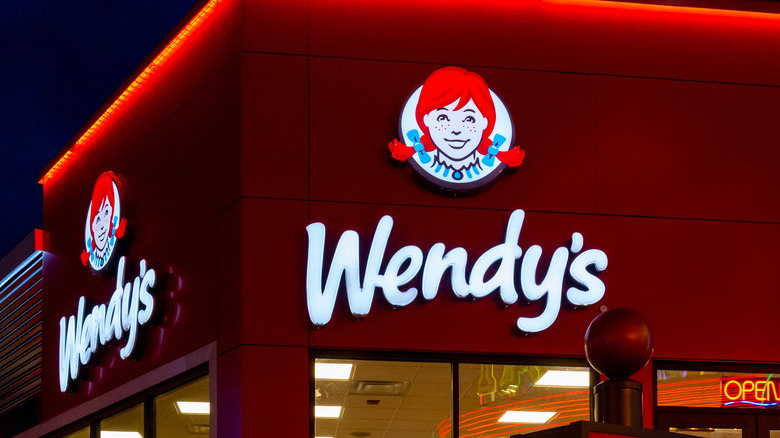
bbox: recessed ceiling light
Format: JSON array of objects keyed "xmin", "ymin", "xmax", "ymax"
[
  {"xmin": 176, "ymin": 401, "xmax": 210, "ymax": 415},
  {"xmin": 315, "ymin": 405, "xmax": 342, "ymax": 418},
  {"xmin": 315, "ymin": 363, "xmax": 353, "ymax": 380},
  {"xmin": 497, "ymin": 411, "xmax": 556, "ymax": 424},
  {"xmin": 100, "ymin": 432, "xmax": 143, "ymax": 438},
  {"xmin": 535, "ymin": 370, "xmax": 590, "ymax": 387}
]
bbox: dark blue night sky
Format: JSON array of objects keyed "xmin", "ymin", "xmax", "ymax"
[{"xmin": 0, "ymin": 0, "xmax": 197, "ymax": 257}]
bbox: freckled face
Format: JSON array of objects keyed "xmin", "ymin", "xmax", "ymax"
[
  {"xmin": 91, "ymin": 197, "xmax": 112, "ymax": 251},
  {"xmin": 423, "ymin": 99, "xmax": 488, "ymax": 161}
]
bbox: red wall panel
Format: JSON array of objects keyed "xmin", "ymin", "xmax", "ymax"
[
  {"xmin": 309, "ymin": 0, "xmax": 780, "ymax": 87},
  {"xmin": 217, "ymin": 198, "xmax": 310, "ymax": 353},
  {"xmin": 598, "ymin": 216, "xmax": 778, "ymax": 362},
  {"xmin": 217, "ymin": 345, "xmax": 310, "ymax": 437},
  {"xmin": 597, "ymin": 76, "xmax": 780, "ymax": 222},
  {"xmin": 241, "ymin": 53, "xmax": 309, "ymax": 200}
]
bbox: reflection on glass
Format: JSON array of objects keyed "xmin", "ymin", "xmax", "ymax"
[
  {"xmin": 155, "ymin": 375, "xmax": 210, "ymax": 437},
  {"xmin": 657, "ymin": 369, "xmax": 780, "ymax": 409},
  {"xmin": 458, "ymin": 364, "xmax": 590, "ymax": 438},
  {"xmin": 100, "ymin": 403, "xmax": 144, "ymax": 437},
  {"xmin": 670, "ymin": 428, "xmax": 743, "ymax": 438},
  {"xmin": 63, "ymin": 427, "xmax": 90, "ymax": 438},
  {"xmin": 315, "ymin": 359, "xmax": 452, "ymax": 438}
]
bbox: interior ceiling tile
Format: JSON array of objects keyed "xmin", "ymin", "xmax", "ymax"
[
  {"xmin": 393, "ymin": 408, "xmax": 451, "ymax": 421},
  {"xmin": 399, "ymin": 396, "xmax": 451, "ymax": 410},
  {"xmin": 407, "ymin": 382, "xmax": 451, "ymax": 397},
  {"xmin": 346, "ymin": 395, "xmax": 403, "ymax": 409},
  {"xmin": 342, "ymin": 406, "xmax": 398, "ymax": 420},
  {"xmin": 337, "ymin": 418, "xmax": 392, "ymax": 429},
  {"xmin": 387, "ymin": 419, "xmax": 444, "ymax": 431},
  {"xmin": 412, "ymin": 366, "xmax": 452, "ymax": 383}
]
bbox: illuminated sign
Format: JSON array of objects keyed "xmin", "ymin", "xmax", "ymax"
[
  {"xmin": 722, "ymin": 378, "xmax": 780, "ymax": 408},
  {"xmin": 81, "ymin": 171, "xmax": 127, "ymax": 275},
  {"xmin": 59, "ymin": 172, "xmax": 159, "ymax": 393},
  {"xmin": 306, "ymin": 209, "xmax": 608, "ymax": 332},
  {"xmin": 389, "ymin": 67, "xmax": 525, "ymax": 193}
]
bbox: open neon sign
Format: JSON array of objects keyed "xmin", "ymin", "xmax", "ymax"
[
  {"xmin": 306, "ymin": 209, "xmax": 608, "ymax": 332},
  {"xmin": 723, "ymin": 378, "xmax": 780, "ymax": 407}
]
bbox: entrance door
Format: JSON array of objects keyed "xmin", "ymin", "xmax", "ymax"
[
  {"xmin": 758, "ymin": 415, "xmax": 780, "ymax": 438},
  {"xmin": 658, "ymin": 411, "xmax": 780, "ymax": 438}
]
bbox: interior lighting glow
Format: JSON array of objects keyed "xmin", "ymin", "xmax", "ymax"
[
  {"xmin": 100, "ymin": 432, "xmax": 142, "ymax": 438},
  {"xmin": 176, "ymin": 401, "xmax": 210, "ymax": 414},
  {"xmin": 535, "ymin": 370, "xmax": 591, "ymax": 387},
  {"xmin": 497, "ymin": 411, "xmax": 557, "ymax": 424},
  {"xmin": 315, "ymin": 363, "xmax": 353, "ymax": 380},
  {"xmin": 315, "ymin": 406, "xmax": 342, "ymax": 418},
  {"xmin": 38, "ymin": 0, "xmax": 220, "ymax": 185}
]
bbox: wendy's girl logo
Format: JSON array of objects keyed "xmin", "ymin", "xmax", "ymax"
[
  {"xmin": 389, "ymin": 67, "xmax": 525, "ymax": 193},
  {"xmin": 81, "ymin": 171, "xmax": 127, "ymax": 275}
]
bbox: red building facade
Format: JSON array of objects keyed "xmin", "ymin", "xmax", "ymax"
[{"xmin": 16, "ymin": 0, "xmax": 780, "ymax": 436}]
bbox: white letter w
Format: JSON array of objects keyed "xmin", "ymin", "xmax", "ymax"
[{"xmin": 305, "ymin": 216, "xmax": 393, "ymax": 326}]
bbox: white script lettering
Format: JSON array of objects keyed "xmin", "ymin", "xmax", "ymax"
[
  {"xmin": 59, "ymin": 257, "xmax": 156, "ymax": 392},
  {"xmin": 306, "ymin": 210, "xmax": 608, "ymax": 332}
]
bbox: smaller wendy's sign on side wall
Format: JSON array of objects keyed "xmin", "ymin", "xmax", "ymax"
[{"xmin": 58, "ymin": 171, "xmax": 162, "ymax": 393}]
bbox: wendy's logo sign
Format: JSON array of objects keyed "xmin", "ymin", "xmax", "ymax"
[
  {"xmin": 60, "ymin": 171, "xmax": 159, "ymax": 393},
  {"xmin": 306, "ymin": 210, "xmax": 608, "ymax": 333},
  {"xmin": 389, "ymin": 67, "xmax": 525, "ymax": 193},
  {"xmin": 81, "ymin": 171, "xmax": 127, "ymax": 275}
]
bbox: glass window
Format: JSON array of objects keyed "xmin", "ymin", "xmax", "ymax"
[
  {"xmin": 658, "ymin": 369, "xmax": 780, "ymax": 409},
  {"xmin": 155, "ymin": 375, "xmax": 210, "ymax": 437},
  {"xmin": 100, "ymin": 402, "xmax": 144, "ymax": 437},
  {"xmin": 459, "ymin": 363, "xmax": 591, "ymax": 437},
  {"xmin": 53, "ymin": 371, "xmax": 210, "ymax": 438},
  {"xmin": 314, "ymin": 358, "xmax": 591, "ymax": 438},
  {"xmin": 315, "ymin": 359, "xmax": 452, "ymax": 438}
]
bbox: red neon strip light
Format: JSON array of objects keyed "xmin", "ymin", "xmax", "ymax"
[
  {"xmin": 39, "ymin": 0, "xmax": 220, "ymax": 185},
  {"xmin": 38, "ymin": 0, "xmax": 780, "ymax": 186}
]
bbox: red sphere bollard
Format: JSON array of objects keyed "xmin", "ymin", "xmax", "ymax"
[
  {"xmin": 585, "ymin": 308, "xmax": 654, "ymax": 428},
  {"xmin": 585, "ymin": 308, "xmax": 654, "ymax": 379}
]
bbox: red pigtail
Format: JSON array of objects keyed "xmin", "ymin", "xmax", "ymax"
[
  {"xmin": 496, "ymin": 147, "xmax": 525, "ymax": 168},
  {"xmin": 389, "ymin": 139, "xmax": 417, "ymax": 161},
  {"xmin": 114, "ymin": 217, "xmax": 127, "ymax": 239}
]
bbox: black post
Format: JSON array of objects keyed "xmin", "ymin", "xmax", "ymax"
[{"xmin": 593, "ymin": 379, "xmax": 643, "ymax": 427}]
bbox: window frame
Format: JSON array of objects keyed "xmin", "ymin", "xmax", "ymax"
[
  {"xmin": 46, "ymin": 364, "xmax": 208, "ymax": 438},
  {"xmin": 654, "ymin": 360, "xmax": 780, "ymax": 433},
  {"xmin": 311, "ymin": 349, "xmax": 597, "ymax": 438}
]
